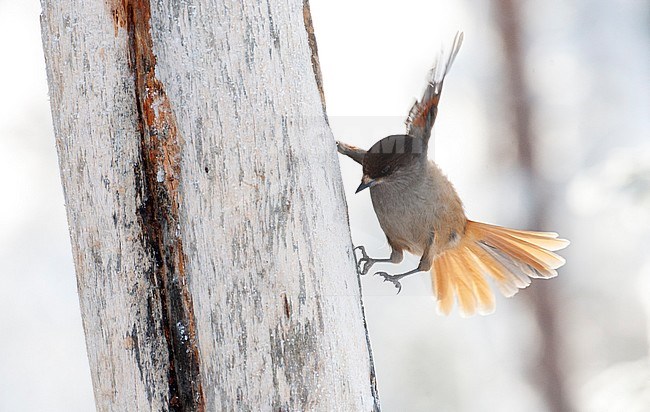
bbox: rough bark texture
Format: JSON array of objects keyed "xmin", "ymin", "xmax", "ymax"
[
  {"xmin": 493, "ymin": 1, "xmax": 569, "ymax": 411},
  {"xmin": 40, "ymin": 0, "xmax": 379, "ymax": 410}
]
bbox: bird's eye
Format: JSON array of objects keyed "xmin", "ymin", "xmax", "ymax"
[{"xmin": 381, "ymin": 165, "xmax": 392, "ymax": 175}]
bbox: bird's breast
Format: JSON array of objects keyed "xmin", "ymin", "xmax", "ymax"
[
  {"xmin": 368, "ymin": 163, "xmax": 467, "ymax": 256},
  {"xmin": 370, "ymin": 182, "xmax": 433, "ymax": 255}
]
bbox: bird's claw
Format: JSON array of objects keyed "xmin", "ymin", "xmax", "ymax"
[
  {"xmin": 374, "ymin": 271, "xmax": 403, "ymax": 294},
  {"xmin": 353, "ymin": 245, "xmax": 367, "ymax": 259},
  {"xmin": 353, "ymin": 245, "xmax": 374, "ymax": 275}
]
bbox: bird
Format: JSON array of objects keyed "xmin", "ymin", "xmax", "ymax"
[{"xmin": 336, "ymin": 32, "xmax": 569, "ymax": 316}]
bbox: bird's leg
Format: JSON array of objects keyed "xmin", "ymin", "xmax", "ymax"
[
  {"xmin": 353, "ymin": 246, "xmax": 393, "ymax": 275},
  {"xmin": 374, "ymin": 268, "xmax": 422, "ymax": 294},
  {"xmin": 374, "ymin": 237, "xmax": 435, "ymax": 294}
]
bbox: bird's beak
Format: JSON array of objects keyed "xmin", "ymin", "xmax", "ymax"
[{"xmin": 355, "ymin": 175, "xmax": 376, "ymax": 193}]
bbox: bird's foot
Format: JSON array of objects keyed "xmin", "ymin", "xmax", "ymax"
[
  {"xmin": 374, "ymin": 272, "xmax": 403, "ymax": 294},
  {"xmin": 353, "ymin": 245, "xmax": 374, "ymax": 275}
]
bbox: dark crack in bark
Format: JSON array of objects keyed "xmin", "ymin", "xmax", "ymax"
[{"xmin": 112, "ymin": 1, "xmax": 205, "ymax": 410}]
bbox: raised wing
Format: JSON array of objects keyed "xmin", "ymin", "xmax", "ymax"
[{"xmin": 405, "ymin": 32, "xmax": 464, "ymax": 145}]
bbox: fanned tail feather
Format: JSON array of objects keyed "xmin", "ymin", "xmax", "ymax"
[{"xmin": 431, "ymin": 220, "xmax": 569, "ymax": 316}]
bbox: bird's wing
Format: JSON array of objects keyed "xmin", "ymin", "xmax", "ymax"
[
  {"xmin": 336, "ymin": 141, "xmax": 366, "ymax": 165},
  {"xmin": 405, "ymin": 31, "xmax": 464, "ymax": 146}
]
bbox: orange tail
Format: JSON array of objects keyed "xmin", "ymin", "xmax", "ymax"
[{"xmin": 431, "ymin": 220, "xmax": 569, "ymax": 316}]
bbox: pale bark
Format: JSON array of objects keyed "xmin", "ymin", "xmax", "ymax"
[{"xmin": 40, "ymin": 0, "xmax": 379, "ymax": 410}]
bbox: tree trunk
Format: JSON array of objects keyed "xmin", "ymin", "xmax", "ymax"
[{"xmin": 40, "ymin": 0, "xmax": 379, "ymax": 410}]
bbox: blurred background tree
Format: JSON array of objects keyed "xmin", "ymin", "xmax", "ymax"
[{"xmin": 494, "ymin": 0, "xmax": 568, "ymax": 409}]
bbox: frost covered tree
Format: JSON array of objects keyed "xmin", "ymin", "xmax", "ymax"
[{"xmin": 40, "ymin": 0, "xmax": 379, "ymax": 410}]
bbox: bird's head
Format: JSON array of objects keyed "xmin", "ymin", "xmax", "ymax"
[{"xmin": 356, "ymin": 135, "xmax": 427, "ymax": 193}]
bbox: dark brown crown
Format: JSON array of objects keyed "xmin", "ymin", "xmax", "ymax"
[{"xmin": 362, "ymin": 135, "xmax": 426, "ymax": 179}]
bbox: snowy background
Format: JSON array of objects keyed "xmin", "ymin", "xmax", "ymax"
[{"xmin": 1, "ymin": 0, "xmax": 648, "ymax": 410}]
